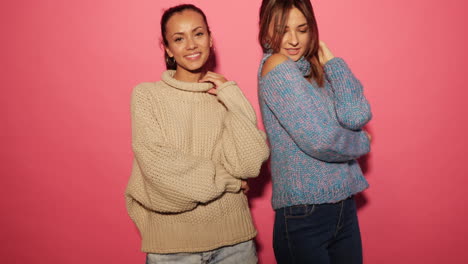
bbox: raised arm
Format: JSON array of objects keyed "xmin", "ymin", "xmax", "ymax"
[
  {"xmin": 324, "ymin": 58, "xmax": 372, "ymax": 130},
  {"xmin": 259, "ymin": 54, "xmax": 370, "ymax": 162},
  {"xmin": 319, "ymin": 41, "xmax": 372, "ymax": 130},
  {"xmin": 127, "ymin": 84, "xmax": 241, "ymax": 213}
]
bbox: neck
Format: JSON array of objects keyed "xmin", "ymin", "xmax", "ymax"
[{"xmin": 173, "ymin": 67, "xmax": 207, "ymax": 83}]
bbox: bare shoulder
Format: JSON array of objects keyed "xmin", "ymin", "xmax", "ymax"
[{"xmin": 261, "ymin": 54, "xmax": 290, "ymax": 77}]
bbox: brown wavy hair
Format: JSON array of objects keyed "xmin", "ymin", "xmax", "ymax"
[{"xmin": 259, "ymin": 0, "xmax": 324, "ymax": 87}]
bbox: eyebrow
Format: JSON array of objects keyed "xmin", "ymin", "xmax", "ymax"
[
  {"xmin": 172, "ymin": 26, "xmax": 204, "ymax": 36},
  {"xmin": 288, "ymin": 23, "xmax": 308, "ymax": 29}
]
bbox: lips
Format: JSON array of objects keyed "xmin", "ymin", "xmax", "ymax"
[
  {"xmin": 285, "ymin": 48, "xmax": 301, "ymax": 56},
  {"xmin": 185, "ymin": 52, "xmax": 201, "ymax": 60}
]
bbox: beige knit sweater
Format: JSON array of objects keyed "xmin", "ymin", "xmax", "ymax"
[{"xmin": 125, "ymin": 70, "xmax": 269, "ymax": 254}]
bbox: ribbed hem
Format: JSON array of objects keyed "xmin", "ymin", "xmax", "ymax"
[
  {"xmin": 271, "ymin": 165, "xmax": 369, "ymax": 209},
  {"xmin": 139, "ymin": 201, "xmax": 257, "ymax": 253}
]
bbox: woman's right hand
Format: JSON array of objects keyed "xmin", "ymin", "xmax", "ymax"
[
  {"xmin": 198, "ymin": 71, "xmax": 228, "ymax": 95},
  {"xmin": 318, "ymin": 41, "xmax": 335, "ymax": 65}
]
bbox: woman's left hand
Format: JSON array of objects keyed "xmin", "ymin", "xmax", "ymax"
[
  {"xmin": 198, "ymin": 71, "xmax": 228, "ymax": 95},
  {"xmin": 241, "ymin": 180, "xmax": 250, "ymax": 194},
  {"xmin": 318, "ymin": 41, "xmax": 335, "ymax": 65}
]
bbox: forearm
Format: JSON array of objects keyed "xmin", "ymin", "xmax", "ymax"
[
  {"xmin": 213, "ymin": 112, "xmax": 269, "ymax": 178},
  {"xmin": 214, "ymin": 81, "xmax": 269, "ymax": 178},
  {"xmin": 216, "ymin": 81, "xmax": 257, "ymax": 123},
  {"xmin": 132, "ymin": 141, "xmax": 241, "ymax": 213},
  {"xmin": 324, "ymin": 58, "xmax": 372, "ymax": 130}
]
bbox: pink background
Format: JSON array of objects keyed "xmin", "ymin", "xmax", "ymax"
[{"xmin": 2, "ymin": 0, "xmax": 468, "ymax": 263}]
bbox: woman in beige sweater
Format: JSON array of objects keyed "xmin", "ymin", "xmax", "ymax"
[{"xmin": 125, "ymin": 4, "xmax": 269, "ymax": 263}]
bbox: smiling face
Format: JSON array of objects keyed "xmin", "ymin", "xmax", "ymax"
[
  {"xmin": 164, "ymin": 10, "xmax": 212, "ymax": 80},
  {"xmin": 272, "ymin": 7, "xmax": 310, "ymax": 61}
]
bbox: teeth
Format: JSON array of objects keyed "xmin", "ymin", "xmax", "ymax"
[{"xmin": 186, "ymin": 53, "xmax": 200, "ymax": 58}]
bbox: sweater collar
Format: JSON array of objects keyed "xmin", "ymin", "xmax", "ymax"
[{"xmin": 162, "ymin": 70, "xmax": 214, "ymax": 92}]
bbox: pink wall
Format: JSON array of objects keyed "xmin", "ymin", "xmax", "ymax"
[{"xmin": 1, "ymin": 0, "xmax": 467, "ymax": 263}]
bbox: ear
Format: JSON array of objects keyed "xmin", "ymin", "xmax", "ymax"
[{"xmin": 165, "ymin": 45, "xmax": 174, "ymax": 58}]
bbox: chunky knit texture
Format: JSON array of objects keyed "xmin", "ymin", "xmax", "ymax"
[
  {"xmin": 126, "ymin": 70, "xmax": 269, "ymax": 253},
  {"xmin": 258, "ymin": 54, "xmax": 371, "ymax": 209}
]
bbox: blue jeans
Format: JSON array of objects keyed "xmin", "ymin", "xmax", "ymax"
[
  {"xmin": 146, "ymin": 240, "xmax": 257, "ymax": 264},
  {"xmin": 273, "ymin": 197, "xmax": 363, "ymax": 264}
]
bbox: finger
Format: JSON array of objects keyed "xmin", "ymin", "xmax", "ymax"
[
  {"xmin": 207, "ymin": 88, "xmax": 217, "ymax": 95},
  {"xmin": 199, "ymin": 77, "xmax": 220, "ymax": 87},
  {"xmin": 242, "ymin": 184, "xmax": 249, "ymax": 194},
  {"xmin": 203, "ymin": 72, "xmax": 227, "ymax": 84},
  {"xmin": 241, "ymin": 180, "xmax": 248, "ymax": 189},
  {"xmin": 199, "ymin": 76, "xmax": 224, "ymax": 87}
]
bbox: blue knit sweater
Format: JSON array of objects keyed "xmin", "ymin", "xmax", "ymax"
[{"xmin": 258, "ymin": 54, "xmax": 372, "ymax": 209}]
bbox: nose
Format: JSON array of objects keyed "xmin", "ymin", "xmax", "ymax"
[
  {"xmin": 288, "ymin": 31, "xmax": 299, "ymax": 46},
  {"xmin": 186, "ymin": 36, "xmax": 197, "ymax": 50}
]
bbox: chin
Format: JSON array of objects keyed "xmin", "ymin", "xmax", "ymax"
[
  {"xmin": 285, "ymin": 55, "xmax": 301, "ymax": 62},
  {"xmin": 178, "ymin": 63, "xmax": 202, "ymax": 72},
  {"xmin": 187, "ymin": 60, "xmax": 209, "ymax": 71}
]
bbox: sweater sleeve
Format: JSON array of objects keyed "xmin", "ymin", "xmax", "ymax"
[
  {"xmin": 324, "ymin": 58, "xmax": 372, "ymax": 130},
  {"xmin": 129, "ymin": 84, "xmax": 241, "ymax": 213},
  {"xmin": 259, "ymin": 60, "xmax": 370, "ymax": 162},
  {"xmin": 212, "ymin": 81, "xmax": 270, "ymax": 179}
]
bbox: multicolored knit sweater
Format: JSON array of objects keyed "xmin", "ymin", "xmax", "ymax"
[{"xmin": 258, "ymin": 54, "xmax": 372, "ymax": 209}]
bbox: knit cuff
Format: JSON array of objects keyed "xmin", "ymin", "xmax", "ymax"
[{"xmin": 215, "ymin": 165, "xmax": 242, "ymax": 193}]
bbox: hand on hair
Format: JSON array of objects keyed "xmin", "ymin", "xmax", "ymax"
[
  {"xmin": 198, "ymin": 71, "xmax": 228, "ymax": 94},
  {"xmin": 318, "ymin": 41, "xmax": 335, "ymax": 65}
]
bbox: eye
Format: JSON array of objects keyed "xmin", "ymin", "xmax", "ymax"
[
  {"xmin": 274, "ymin": 26, "xmax": 286, "ymax": 34},
  {"xmin": 195, "ymin": 32, "xmax": 204, "ymax": 37},
  {"xmin": 174, "ymin": 37, "xmax": 183, "ymax": 42}
]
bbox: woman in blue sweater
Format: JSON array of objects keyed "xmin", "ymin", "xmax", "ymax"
[{"xmin": 257, "ymin": 0, "xmax": 372, "ymax": 263}]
